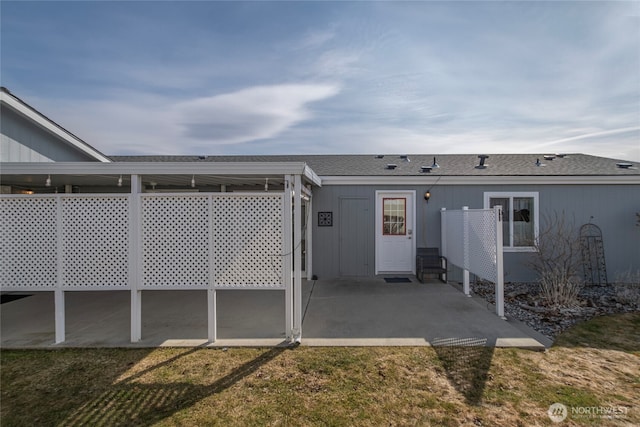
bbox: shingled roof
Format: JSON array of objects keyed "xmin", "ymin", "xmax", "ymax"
[{"xmin": 110, "ymin": 153, "xmax": 639, "ymax": 177}]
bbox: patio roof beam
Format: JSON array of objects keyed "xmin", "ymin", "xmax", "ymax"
[{"xmin": 0, "ymin": 162, "xmax": 322, "ymax": 186}]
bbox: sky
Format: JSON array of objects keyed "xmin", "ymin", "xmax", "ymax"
[{"xmin": 1, "ymin": 1, "xmax": 639, "ymax": 161}]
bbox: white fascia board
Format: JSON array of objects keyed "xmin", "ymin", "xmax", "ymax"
[
  {"xmin": 303, "ymin": 164, "xmax": 322, "ymax": 187},
  {"xmin": 0, "ymin": 161, "xmax": 320, "ymax": 179},
  {"xmin": 320, "ymin": 175, "xmax": 640, "ymax": 186},
  {"xmin": 1, "ymin": 92, "xmax": 112, "ymax": 163}
]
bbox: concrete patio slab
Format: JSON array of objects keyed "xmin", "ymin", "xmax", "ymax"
[
  {"xmin": 0, "ymin": 278, "xmax": 550, "ymax": 349},
  {"xmin": 302, "ymin": 278, "xmax": 549, "ymax": 349}
]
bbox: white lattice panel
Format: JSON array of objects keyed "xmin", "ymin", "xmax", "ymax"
[
  {"xmin": 212, "ymin": 194, "xmax": 283, "ymax": 288},
  {"xmin": 442, "ymin": 208, "xmax": 499, "ymax": 282},
  {"xmin": 0, "ymin": 197, "xmax": 57, "ymax": 289},
  {"xmin": 141, "ymin": 195, "xmax": 210, "ymax": 288},
  {"xmin": 467, "ymin": 210, "xmax": 498, "ymax": 282},
  {"xmin": 61, "ymin": 196, "xmax": 129, "ymax": 288},
  {"xmin": 442, "ymin": 210, "xmax": 465, "ymax": 269}
]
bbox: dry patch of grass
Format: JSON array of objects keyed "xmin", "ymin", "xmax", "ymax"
[{"xmin": 2, "ymin": 313, "xmax": 638, "ymax": 426}]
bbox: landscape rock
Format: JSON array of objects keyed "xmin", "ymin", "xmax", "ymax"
[{"xmin": 471, "ymin": 281, "xmax": 639, "ymax": 340}]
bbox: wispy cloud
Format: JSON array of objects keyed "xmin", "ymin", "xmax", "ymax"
[
  {"xmin": 174, "ymin": 84, "xmax": 341, "ymax": 145},
  {"xmin": 33, "ymin": 84, "xmax": 341, "ymax": 155}
]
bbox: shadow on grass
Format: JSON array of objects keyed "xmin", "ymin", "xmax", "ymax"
[
  {"xmin": 61, "ymin": 344, "xmax": 293, "ymax": 427},
  {"xmin": 431, "ymin": 337, "xmax": 494, "ymax": 406}
]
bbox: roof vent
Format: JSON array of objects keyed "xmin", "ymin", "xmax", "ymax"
[
  {"xmin": 431, "ymin": 157, "xmax": 440, "ymax": 168},
  {"xmin": 197, "ymin": 155, "xmax": 207, "ymax": 160},
  {"xmin": 535, "ymin": 158, "xmax": 546, "ymax": 167},
  {"xmin": 556, "ymin": 154, "xmax": 567, "ymax": 158},
  {"xmin": 386, "ymin": 164, "xmax": 398, "ymax": 170},
  {"xmin": 543, "ymin": 155, "xmax": 556, "ymax": 161},
  {"xmin": 475, "ymin": 155, "xmax": 489, "ymax": 169},
  {"xmin": 616, "ymin": 162, "xmax": 633, "ymax": 169},
  {"xmin": 375, "ymin": 155, "xmax": 385, "ymax": 159},
  {"xmin": 400, "ymin": 155, "xmax": 410, "ymax": 162},
  {"xmin": 420, "ymin": 166, "xmax": 432, "ymax": 173}
]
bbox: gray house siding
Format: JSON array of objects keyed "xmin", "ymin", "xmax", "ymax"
[
  {"xmin": 0, "ymin": 105, "xmax": 94, "ymax": 162},
  {"xmin": 312, "ymin": 183, "xmax": 640, "ymax": 283}
]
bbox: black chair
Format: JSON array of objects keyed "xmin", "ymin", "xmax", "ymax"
[{"xmin": 416, "ymin": 247, "xmax": 448, "ymax": 283}]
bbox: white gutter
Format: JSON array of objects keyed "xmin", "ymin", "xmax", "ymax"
[
  {"xmin": 0, "ymin": 91, "xmax": 112, "ymax": 163},
  {"xmin": 320, "ymin": 175, "xmax": 640, "ymax": 186}
]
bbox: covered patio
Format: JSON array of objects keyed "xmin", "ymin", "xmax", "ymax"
[
  {"xmin": 0, "ymin": 161, "xmax": 319, "ymax": 345},
  {"xmin": 0, "ymin": 278, "xmax": 549, "ymax": 349}
]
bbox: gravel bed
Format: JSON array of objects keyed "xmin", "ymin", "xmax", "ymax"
[{"xmin": 471, "ymin": 281, "xmax": 640, "ymax": 340}]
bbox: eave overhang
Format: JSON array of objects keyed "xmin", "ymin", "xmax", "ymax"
[{"xmin": 0, "ymin": 90, "xmax": 112, "ymax": 163}]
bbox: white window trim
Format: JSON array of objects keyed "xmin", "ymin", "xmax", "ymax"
[{"xmin": 484, "ymin": 192, "xmax": 539, "ymax": 253}]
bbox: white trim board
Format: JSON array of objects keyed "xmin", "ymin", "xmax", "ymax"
[{"xmin": 320, "ymin": 175, "xmax": 640, "ymax": 186}]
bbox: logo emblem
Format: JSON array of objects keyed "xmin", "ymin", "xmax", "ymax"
[{"xmin": 548, "ymin": 403, "xmax": 568, "ymax": 423}]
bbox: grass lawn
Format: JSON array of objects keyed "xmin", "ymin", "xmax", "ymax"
[{"xmin": 1, "ymin": 313, "xmax": 638, "ymax": 426}]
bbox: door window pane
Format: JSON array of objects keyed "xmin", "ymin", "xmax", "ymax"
[{"xmin": 383, "ymin": 198, "xmax": 406, "ymax": 235}]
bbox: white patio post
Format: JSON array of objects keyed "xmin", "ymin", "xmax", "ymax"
[
  {"xmin": 130, "ymin": 174, "xmax": 142, "ymax": 342},
  {"xmin": 55, "ymin": 194, "xmax": 65, "ymax": 344},
  {"xmin": 462, "ymin": 206, "xmax": 470, "ymax": 296},
  {"xmin": 283, "ymin": 175, "xmax": 294, "ymax": 341},
  {"xmin": 208, "ymin": 289, "xmax": 217, "ymax": 342},
  {"xmin": 293, "ymin": 174, "xmax": 302, "ymax": 341},
  {"xmin": 440, "ymin": 208, "xmax": 447, "ymax": 258},
  {"xmin": 494, "ymin": 205, "xmax": 506, "ymax": 319},
  {"xmin": 208, "ymin": 194, "xmax": 217, "ymax": 342},
  {"xmin": 305, "ymin": 191, "xmax": 313, "ymax": 280}
]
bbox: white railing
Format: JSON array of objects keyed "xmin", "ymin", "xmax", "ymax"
[{"xmin": 441, "ymin": 206, "xmax": 505, "ymax": 318}]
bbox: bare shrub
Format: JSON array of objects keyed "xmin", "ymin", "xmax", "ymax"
[
  {"xmin": 528, "ymin": 211, "xmax": 582, "ymax": 307},
  {"xmin": 614, "ymin": 270, "xmax": 640, "ymax": 308},
  {"xmin": 538, "ymin": 268, "xmax": 582, "ymax": 307}
]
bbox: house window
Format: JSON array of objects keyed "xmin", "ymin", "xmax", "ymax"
[
  {"xmin": 383, "ymin": 198, "xmax": 406, "ymax": 235},
  {"xmin": 484, "ymin": 192, "xmax": 538, "ymax": 251}
]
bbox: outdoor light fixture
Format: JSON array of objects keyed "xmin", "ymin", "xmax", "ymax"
[
  {"xmin": 191, "ymin": 175, "xmax": 196, "ymax": 188},
  {"xmin": 424, "ymin": 191, "xmax": 431, "ymax": 202},
  {"xmin": 117, "ymin": 175, "xmax": 123, "ymax": 187},
  {"xmin": 45, "ymin": 175, "xmax": 51, "ymax": 187}
]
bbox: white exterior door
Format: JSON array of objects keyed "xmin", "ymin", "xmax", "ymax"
[{"xmin": 375, "ymin": 191, "xmax": 416, "ymax": 274}]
